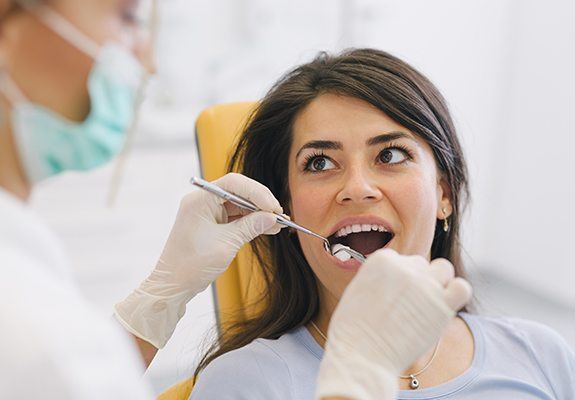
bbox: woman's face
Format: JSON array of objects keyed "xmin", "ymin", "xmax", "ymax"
[{"xmin": 288, "ymin": 93, "xmax": 451, "ymax": 301}]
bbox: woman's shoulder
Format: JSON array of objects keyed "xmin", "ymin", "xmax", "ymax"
[
  {"xmin": 465, "ymin": 312, "xmax": 575, "ymax": 395},
  {"xmin": 189, "ymin": 327, "xmax": 319, "ymax": 400},
  {"xmin": 189, "ymin": 340, "xmax": 292, "ymax": 400},
  {"xmin": 466, "ymin": 312, "xmax": 572, "ymax": 352}
]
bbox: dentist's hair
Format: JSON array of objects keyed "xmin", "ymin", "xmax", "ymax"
[{"xmin": 195, "ymin": 48, "xmax": 470, "ymax": 375}]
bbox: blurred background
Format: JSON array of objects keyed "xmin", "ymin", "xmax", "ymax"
[{"xmin": 29, "ymin": 0, "xmax": 575, "ymax": 394}]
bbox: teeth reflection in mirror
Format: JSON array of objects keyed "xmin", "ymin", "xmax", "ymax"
[
  {"xmin": 335, "ymin": 251, "xmax": 351, "ymax": 262},
  {"xmin": 331, "ymin": 243, "xmax": 352, "ymax": 262}
]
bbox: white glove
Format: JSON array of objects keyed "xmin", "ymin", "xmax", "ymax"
[
  {"xmin": 114, "ymin": 173, "xmax": 283, "ymax": 349},
  {"xmin": 315, "ymin": 249, "xmax": 472, "ymax": 400}
]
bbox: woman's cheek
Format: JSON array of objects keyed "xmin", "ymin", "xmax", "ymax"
[
  {"xmin": 389, "ymin": 176, "xmax": 438, "ymax": 255},
  {"xmin": 289, "ymin": 185, "xmax": 325, "ymax": 257},
  {"xmin": 290, "ymin": 183, "xmax": 333, "ymax": 226}
]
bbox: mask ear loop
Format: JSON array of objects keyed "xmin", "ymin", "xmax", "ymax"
[
  {"xmin": 0, "ymin": 73, "xmax": 29, "ymax": 104},
  {"xmin": 0, "ymin": 72, "xmax": 28, "ymax": 128},
  {"xmin": 106, "ymin": 0, "xmax": 159, "ymax": 207},
  {"xmin": 16, "ymin": 0, "xmax": 100, "ymax": 59},
  {"xmin": 0, "ymin": 0, "xmax": 19, "ymax": 122}
]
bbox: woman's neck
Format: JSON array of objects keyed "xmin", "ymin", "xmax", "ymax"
[
  {"xmin": 0, "ymin": 103, "xmax": 31, "ymax": 201},
  {"xmin": 306, "ymin": 284, "xmax": 469, "ymax": 388},
  {"xmin": 311, "ymin": 285, "xmax": 338, "ymax": 341}
]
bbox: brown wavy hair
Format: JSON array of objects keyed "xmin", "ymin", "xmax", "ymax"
[{"xmin": 195, "ymin": 48, "xmax": 470, "ymax": 375}]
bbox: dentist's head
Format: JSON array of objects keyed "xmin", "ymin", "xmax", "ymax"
[{"xmin": 0, "ymin": 0, "xmax": 153, "ymax": 199}]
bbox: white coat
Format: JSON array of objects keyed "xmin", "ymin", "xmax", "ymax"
[{"xmin": 0, "ymin": 188, "xmax": 155, "ymax": 400}]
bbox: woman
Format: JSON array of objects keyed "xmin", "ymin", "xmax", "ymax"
[{"xmin": 190, "ymin": 49, "xmax": 575, "ymax": 399}]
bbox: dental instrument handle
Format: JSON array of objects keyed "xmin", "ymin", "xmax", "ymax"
[
  {"xmin": 192, "ymin": 177, "xmax": 328, "ymax": 241},
  {"xmin": 275, "ymin": 215, "xmax": 329, "ymax": 243},
  {"xmin": 191, "ymin": 176, "xmax": 353, "ymax": 258},
  {"xmin": 190, "ymin": 176, "xmax": 260, "ymax": 212}
]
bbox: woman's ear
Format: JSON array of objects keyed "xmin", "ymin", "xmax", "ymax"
[{"xmin": 436, "ymin": 176, "xmax": 453, "ymax": 219}]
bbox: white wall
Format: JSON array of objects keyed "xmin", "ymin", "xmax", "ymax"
[
  {"xmin": 30, "ymin": 0, "xmax": 575, "ymax": 394},
  {"xmin": 481, "ymin": 0, "xmax": 575, "ymax": 303}
]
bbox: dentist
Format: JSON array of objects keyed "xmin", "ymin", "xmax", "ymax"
[{"xmin": 0, "ymin": 1, "xmax": 471, "ymax": 399}]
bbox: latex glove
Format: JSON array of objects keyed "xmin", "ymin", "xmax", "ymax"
[
  {"xmin": 315, "ymin": 249, "xmax": 472, "ymax": 400},
  {"xmin": 114, "ymin": 173, "xmax": 283, "ymax": 349}
]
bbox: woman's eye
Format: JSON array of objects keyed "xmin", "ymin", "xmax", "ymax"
[
  {"xmin": 378, "ymin": 148, "xmax": 409, "ymax": 164},
  {"xmin": 306, "ymin": 156, "xmax": 336, "ymax": 172}
]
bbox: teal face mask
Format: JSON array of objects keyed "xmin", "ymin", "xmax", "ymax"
[{"xmin": 0, "ymin": 5, "xmax": 146, "ymax": 184}]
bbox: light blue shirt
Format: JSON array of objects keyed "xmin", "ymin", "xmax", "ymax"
[{"xmin": 190, "ymin": 313, "xmax": 575, "ymax": 399}]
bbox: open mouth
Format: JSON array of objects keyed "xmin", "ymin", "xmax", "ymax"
[{"xmin": 327, "ymin": 223, "xmax": 394, "ymax": 258}]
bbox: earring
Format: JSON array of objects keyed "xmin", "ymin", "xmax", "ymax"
[{"xmin": 442, "ymin": 207, "xmax": 449, "ymax": 232}]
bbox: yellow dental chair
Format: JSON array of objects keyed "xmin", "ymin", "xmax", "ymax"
[{"xmin": 158, "ymin": 102, "xmax": 265, "ymax": 400}]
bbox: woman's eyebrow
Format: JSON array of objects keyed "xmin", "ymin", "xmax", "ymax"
[
  {"xmin": 295, "ymin": 140, "xmax": 343, "ymax": 159},
  {"xmin": 295, "ymin": 131, "xmax": 415, "ymax": 159},
  {"xmin": 366, "ymin": 131, "xmax": 415, "ymax": 146}
]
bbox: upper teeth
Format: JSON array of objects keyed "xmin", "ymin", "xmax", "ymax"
[{"xmin": 334, "ymin": 224, "xmax": 388, "ymax": 238}]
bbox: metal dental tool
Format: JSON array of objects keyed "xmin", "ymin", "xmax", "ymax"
[{"xmin": 190, "ymin": 177, "xmax": 366, "ymax": 263}]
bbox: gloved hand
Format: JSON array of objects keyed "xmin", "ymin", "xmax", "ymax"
[
  {"xmin": 114, "ymin": 173, "xmax": 283, "ymax": 349},
  {"xmin": 315, "ymin": 249, "xmax": 472, "ymax": 400}
]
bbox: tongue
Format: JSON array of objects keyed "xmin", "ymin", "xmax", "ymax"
[{"xmin": 346, "ymin": 231, "xmax": 389, "ymax": 256}]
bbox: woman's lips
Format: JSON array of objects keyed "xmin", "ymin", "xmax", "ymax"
[{"xmin": 327, "ymin": 250, "xmax": 362, "ymax": 271}]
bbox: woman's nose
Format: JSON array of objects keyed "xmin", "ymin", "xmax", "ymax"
[{"xmin": 335, "ymin": 167, "xmax": 383, "ymax": 204}]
